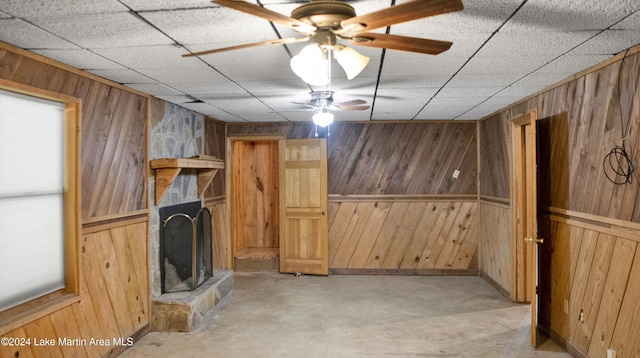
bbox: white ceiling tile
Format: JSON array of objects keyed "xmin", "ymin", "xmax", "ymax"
[
  {"xmin": 493, "ymin": 86, "xmax": 543, "ymax": 100},
  {"xmin": 136, "ymin": 66, "xmax": 229, "ymax": 84},
  {"xmin": 504, "ymin": 0, "xmax": 640, "ymax": 32},
  {"xmin": 276, "ymin": 113, "xmax": 312, "ymax": 122},
  {"xmin": 124, "ymin": 82, "xmax": 184, "ymax": 96},
  {"xmin": 141, "ymin": 7, "xmax": 276, "ymax": 45},
  {"xmin": 0, "ymin": 19, "xmax": 78, "ymax": 49},
  {"xmin": 458, "ymin": 55, "xmax": 556, "ymax": 76},
  {"xmin": 0, "ymin": 0, "xmax": 126, "ymax": 17},
  {"xmin": 120, "ymin": 0, "xmax": 215, "ymax": 11},
  {"xmin": 195, "ymin": 43, "xmax": 292, "ymax": 65},
  {"xmin": 380, "ymin": 54, "xmax": 468, "ymax": 77},
  {"xmin": 536, "ymin": 54, "xmax": 612, "ymax": 74},
  {"xmin": 31, "ymin": 12, "xmax": 173, "ymax": 48},
  {"xmin": 371, "ymin": 88, "xmax": 435, "ymax": 120},
  {"xmin": 329, "ymin": 76, "xmax": 379, "ymax": 91},
  {"xmin": 415, "ymin": 97, "xmax": 485, "ymax": 119},
  {"xmin": 88, "ymin": 69, "xmax": 155, "ymax": 84},
  {"xmin": 34, "ymin": 49, "xmax": 122, "ymax": 70},
  {"xmin": 154, "ymin": 95, "xmax": 195, "ymax": 105},
  {"xmin": 447, "ymin": 73, "xmax": 524, "ymax": 87},
  {"xmin": 177, "ymin": 102, "xmax": 246, "ymax": 122},
  {"xmin": 172, "ymin": 82, "xmax": 246, "ymax": 96},
  {"xmin": 204, "ymin": 96, "xmax": 278, "ymax": 117},
  {"xmin": 478, "ymin": 30, "xmax": 598, "ymax": 57},
  {"xmin": 333, "ymin": 110, "xmax": 372, "ymax": 122},
  {"xmin": 613, "ymin": 10, "xmax": 640, "ymax": 29},
  {"xmin": 571, "ymin": 29, "xmax": 640, "ymax": 55},
  {"xmin": 392, "ymin": 0, "xmax": 523, "ymax": 34},
  {"xmin": 512, "ymin": 73, "xmax": 572, "ymax": 88},
  {"xmin": 377, "ymin": 74, "xmax": 451, "ymax": 89},
  {"xmin": 0, "ymin": 0, "xmax": 635, "ymax": 122},
  {"xmin": 437, "ymin": 86, "xmax": 505, "ymax": 99},
  {"xmin": 215, "ymin": 63, "xmax": 298, "ymax": 81},
  {"xmin": 458, "ymin": 97, "xmax": 524, "ymax": 119},
  {"xmin": 93, "ymin": 45, "xmax": 203, "ymax": 69},
  {"xmin": 235, "ymin": 80, "xmax": 310, "ymax": 94}
]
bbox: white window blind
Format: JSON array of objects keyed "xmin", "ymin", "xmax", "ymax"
[{"xmin": 0, "ymin": 89, "xmax": 66, "ymax": 311}]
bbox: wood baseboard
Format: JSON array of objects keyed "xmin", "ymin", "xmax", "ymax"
[
  {"xmin": 479, "ymin": 270, "xmax": 510, "ymax": 300},
  {"xmin": 329, "ymin": 268, "xmax": 478, "ymax": 276}
]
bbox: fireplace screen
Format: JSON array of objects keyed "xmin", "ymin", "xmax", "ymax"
[{"xmin": 160, "ymin": 202, "xmax": 212, "ymax": 293}]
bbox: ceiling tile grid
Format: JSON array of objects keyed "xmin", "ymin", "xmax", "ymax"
[{"xmin": 0, "ymin": 0, "xmax": 638, "ymax": 122}]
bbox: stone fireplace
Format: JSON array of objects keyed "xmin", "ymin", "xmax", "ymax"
[{"xmin": 149, "ymin": 100, "xmax": 232, "ymax": 332}]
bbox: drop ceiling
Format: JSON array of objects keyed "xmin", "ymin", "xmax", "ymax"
[{"xmin": 1, "ymin": 0, "xmax": 639, "ymax": 122}]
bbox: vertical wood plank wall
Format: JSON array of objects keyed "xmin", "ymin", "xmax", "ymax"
[
  {"xmin": 478, "ymin": 46, "xmax": 640, "ymax": 356},
  {"xmin": 0, "ymin": 42, "xmax": 149, "ymax": 358},
  {"xmin": 227, "ymin": 122, "xmax": 479, "ymax": 274},
  {"xmin": 203, "ymin": 118, "xmax": 231, "ymax": 270}
]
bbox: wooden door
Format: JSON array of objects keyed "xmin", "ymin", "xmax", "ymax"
[
  {"xmin": 511, "ymin": 110, "xmax": 540, "ymax": 346},
  {"xmin": 232, "ymin": 140, "xmax": 280, "ymax": 253},
  {"xmin": 279, "ymin": 139, "xmax": 329, "ymax": 275}
]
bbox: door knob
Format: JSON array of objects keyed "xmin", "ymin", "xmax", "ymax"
[{"xmin": 524, "ymin": 237, "xmax": 544, "ymax": 244}]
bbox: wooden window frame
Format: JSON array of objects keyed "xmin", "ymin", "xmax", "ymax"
[{"xmin": 0, "ymin": 79, "xmax": 81, "ymax": 335}]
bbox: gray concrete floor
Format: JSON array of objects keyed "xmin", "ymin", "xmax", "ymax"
[{"xmin": 121, "ymin": 272, "xmax": 571, "ymax": 358}]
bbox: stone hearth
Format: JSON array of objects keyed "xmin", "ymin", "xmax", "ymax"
[{"xmin": 151, "ymin": 270, "xmax": 233, "ymax": 332}]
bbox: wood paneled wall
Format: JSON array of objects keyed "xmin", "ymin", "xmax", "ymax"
[
  {"xmin": 0, "ymin": 42, "xmax": 149, "ymax": 357},
  {"xmin": 478, "ymin": 200, "xmax": 511, "ymax": 294},
  {"xmin": 228, "ymin": 122, "xmax": 479, "ymax": 273},
  {"xmin": 203, "ymin": 118, "xmax": 226, "ymax": 198},
  {"xmin": 539, "ymin": 213, "xmax": 640, "ymax": 358},
  {"xmin": 228, "ymin": 122, "xmax": 477, "ymax": 195},
  {"xmin": 0, "ymin": 44, "xmax": 147, "ymax": 221},
  {"xmin": 203, "ymin": 118, "xmax": 231, "ymax": 270},
  {"xmin": 478, "ymin": 46, "xmax": 640, "ymax": 356}
]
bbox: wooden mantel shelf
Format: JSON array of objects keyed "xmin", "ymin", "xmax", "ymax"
[{"xmin": 150, "ymin": 156, "xmax": 224, "ymax": 204}]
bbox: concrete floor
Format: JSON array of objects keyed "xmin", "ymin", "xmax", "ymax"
[{"xmin": 120, "ymin": 272, "xmax": 571, "ymax": 358}]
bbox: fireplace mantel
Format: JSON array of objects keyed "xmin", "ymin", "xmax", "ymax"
[{"xmin": 151, "ymin": 156, "xmax": 224, "ymax": 204}]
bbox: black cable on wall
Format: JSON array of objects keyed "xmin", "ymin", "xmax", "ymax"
[{"xmin": 603, "ymin": 49, "xmax": 636, "ymax": 185}]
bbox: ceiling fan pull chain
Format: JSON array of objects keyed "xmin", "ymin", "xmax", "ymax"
[{"xmin": 315, "ymin": 124, "xmax": 319, "ymax": 137}]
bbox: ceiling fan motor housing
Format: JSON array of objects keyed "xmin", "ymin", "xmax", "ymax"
[
  {"xmin": 310, "ymin": 90, "xmax": 334, "ymax": 107},
  {"xmin": 291, "ymin": 1, "xmax": 357, "ymax": 29}
]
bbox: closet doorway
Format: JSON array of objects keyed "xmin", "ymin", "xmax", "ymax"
[{"xmin": 230, "ymin": 137, "xmax": 281, "ymax": 271}]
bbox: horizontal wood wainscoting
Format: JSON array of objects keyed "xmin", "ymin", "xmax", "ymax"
[
  {"xmin": 328, "ymin": 195, "xmax": 478, "ymax": 275},
  {"xmin": 538, "ymin": 207, "xmax": 640, "ymax": 358}
]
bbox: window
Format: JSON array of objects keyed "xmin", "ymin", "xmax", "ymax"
[{"xmin": 0, "ymin": 86, "xmax": 80, "ymax": 315}]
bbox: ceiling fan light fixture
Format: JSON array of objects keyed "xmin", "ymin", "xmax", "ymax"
[
  {"xmin": 334, "ymin": 45, "xmax": 370, "ymax": 80},
  {"xmin": 290, "ymin": 44, "xmax": 330, "ymax": 86},
  {"xmin": 312, "ymin": 108, "xmax": 334, "ymax": 127}
]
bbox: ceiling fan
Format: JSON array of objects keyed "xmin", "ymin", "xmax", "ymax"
[
  {"xmin": 275, "ymin": 90, "xmax": 369, "ymax": 127},
  {"xmin": 183, "ymin": 0, "xmax": 464, "ymax": 62}
]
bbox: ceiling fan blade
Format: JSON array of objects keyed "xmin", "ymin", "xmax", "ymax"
[
  {"xmin": 340, "ymin": 0, "xmax": 463, "ymax": 34},
  {"xmin": 350, "ymin": 33, "xmax": 452, "ymax": 55},
  {"xmin": 183, "ymin": 36, "xmax": 310, "ymax": 57},
  {"xmin": 213, "ymin": 0, "xmax": 316, "ymax": 34},
  {"xmin": 334, "ymin": 99, "xmax": 367, "ymax": 106},
  {"xmin": 337, "ymin": 105, "xmax": 370, "ymax": 111}
]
